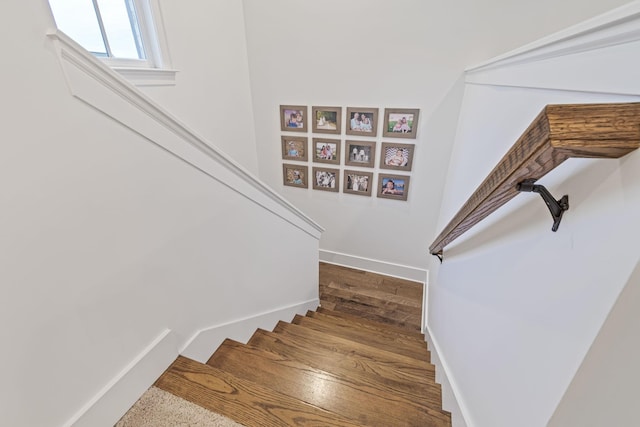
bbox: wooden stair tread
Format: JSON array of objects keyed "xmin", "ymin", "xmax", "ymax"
[
  {"xmin": 320, "ymin": 284, "xmax": 421, "ymax": 316},
  {"xmin": 292, "ymin": 315, "xmax": 429, "ymax": 362},
  {"xmin": 207, "ymin": 339, "xmax": 450, "ymax": 427},
  {"xmin": 307, "ymin": 310, "xmax": 428, "ymax": 351},
  {"xmin": 247, "ymin": 328, "xmax": 443, "ymax": 409},
  {"xmin": 319, "ymin": 262, "xmax": 424, "ymax": 300},
  {"xmin": 317, "ymin": 306, "xmax": 425, "ymax": 340},
  {"xmin": 320, "ymin": 288, "xmax": 422, "ymax": 333},
  {"xmin": 273, "ymin": 321, "xmax": 435, "ymax": 377},
  {"xmin": 154, "ymin": 355, "xmax": 363, "ymax": 427},
  {"xmin": 324, "ymin": 280, "xmax": 422, "ymax": 308}
]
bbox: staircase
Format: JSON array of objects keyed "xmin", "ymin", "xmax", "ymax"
[{"xmin": 152, "ymin": 263, "xmax": 451, "ymax": 426}]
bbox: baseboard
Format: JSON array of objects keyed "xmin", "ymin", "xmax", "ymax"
[
  {"xmin": 66, "ymin": 329, "xmax": 179, "ymax": 427},
  {"xmin": 319, "ymin": 249, "xmax": 428, "ymax": 283},
  {"xmin": 424, "ymin": 325, "xmax": 472, "ymax": 427},
  {"xmin": 180, "ymin": 299, "xmax": 320, "ymax": 362}
]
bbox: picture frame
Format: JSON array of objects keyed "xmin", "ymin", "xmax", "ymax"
[
  {"xmin": 312, "ymin": 106, "xmax": 342, "ymax": 134},
  {"xmin": 343, "ymin": 169, "xmax": 373, "ymax": 197},
  {"xmin": 346, "ymin": 107, "xmax": 378, "ymax": 137},
  {"xmin": 377, "ymin": 173, "xmax": 411, "ymax": 201},
  {"xmin": 344, "ymin": 140, "xmax": 376, "ymax": 168},
  {"xmin": 281, "ymin": 136, "xmax": 308, "ymax": 161},
  {"xmin": 312, "ymin": 167, "xmax": 340, "ymax": 192},
  {"xmin": 312, "ymin": 138, "xmax": 340, "ymax": 165},
  {"xmin": 282, "ymin": 164, "xmax": 308, "ymax": 188},
  {"xmin": 280, "ymin": 105, "xmax": 308, "ymax": 132},
  {"xmin": 382, "ymin": 108, "xmax": 420, "ymax": 139},
  {"xmin": 380, "ymin": 142, "xmax": 415, "ymax": 171}
]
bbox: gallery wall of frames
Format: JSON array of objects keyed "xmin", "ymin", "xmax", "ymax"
[{"xmin": 280, "ymin": 105, "xmax": 419, "ymax": 201}]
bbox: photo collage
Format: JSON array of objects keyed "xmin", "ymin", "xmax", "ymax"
[{"xmin": 280, "ymin": 105, "xmax": 419, "ymax": 201}]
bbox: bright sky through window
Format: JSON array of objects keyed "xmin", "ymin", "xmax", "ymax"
[{"xmin": 48, "ymin": 0, "xmax": 145, "ymax": 60}]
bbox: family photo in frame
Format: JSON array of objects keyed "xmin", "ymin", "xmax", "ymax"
[
  {"xmin": 312, "ymin": 106, "xmax": 342, "ymax": 134},
  {"xmin": 346, "ymin": 107, "xmax": 378, "ymax": 137},
  {"xmin": 344, "ymin": 140, "xmax": 376, "ymax": 168},
  {"xmin": 313, "ymin": 138, "xmax": 340, "ymax": 165},
  {"xmin": 382, "ymin": 108, "xmax": 420, "ymax": 139},
  {"xmin": 312, "ymin": 167, "xmax": 339, "ymax": 192},
  {"xmin": 281, "ymin": 136, "xmax": 308, "ymax": 161},
  {"xmin": 280, "ymin": 105, "xmax": 307, "ymax": 132},
  {"xmin": 380, "ymin": 142, "xmax": 414, "ymax": 171},
  {"xmin": 343, "ymin": 170, "xmax": 373, "ymax": 196},
  {"xmin": 377, "ymin": 173, "xmax": 410, "ymax": 201},
  {"xmin": 282, "ymin": 164, "xmax": 308, "ymax": 188}
]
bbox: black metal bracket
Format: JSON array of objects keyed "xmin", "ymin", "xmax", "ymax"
[
  {"xmin": 433, "ymin": 251, "xmax": 443, "ymax": 263},
  {"xmin": 516, "ymin": 179, "xmax": 569, "ymax": 232}
]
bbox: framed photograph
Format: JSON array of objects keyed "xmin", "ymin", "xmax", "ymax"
[
  {"xmin": 282, "ymin": 164, "xmax": 308, "ymax": 188},
  {"xmin": 377, "ymin": 173, "xmax": 411, "ymax": 201},
  {"xmin": 312, "ymin": 138, "xmax": 340, "ymax": 165},
  {"xmin": 380, "ymin": 142, "xmax": 415, "ymax": 171},
  {"xmin": 312, "ymin": 106, "xmax": 342, "ymax": 134},
  {"xmin": 280, "ymin": 105, "xmax": 307, "ymax": 132},
  {"xmin": 343, "ymin": 170, "xmax": 373, "ymax": 197},
  {"xmin": 344, "ymin": 140, "xmax": 376, "ymax": 168},
  {"xmin": 281, "ymin": 136, "xmax": 308, "ymax": 161},
  {"xmin": 346, "ymin": 107, "xmax": 378, "ymax": 137},
  {"xmin": 312, "ymin": 167, "xmax": 339, "ymax": 192},
  {"xmin": 382, "ymin": 108, "xmax": 420, "ymax": 139}
]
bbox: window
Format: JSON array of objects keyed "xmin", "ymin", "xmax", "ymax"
[{"xmin": 48, "ymin": 0, "xmax": 175, "ymax": 85}]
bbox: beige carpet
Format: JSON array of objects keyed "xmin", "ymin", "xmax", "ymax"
[{"xmin": 115, "ymin": 386, "xmax": 245, "ymax": 427}]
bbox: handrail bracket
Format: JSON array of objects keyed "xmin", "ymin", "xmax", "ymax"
[{"xmin": 516, "ymin": 179, "xmax": 569, "ymax": 232}]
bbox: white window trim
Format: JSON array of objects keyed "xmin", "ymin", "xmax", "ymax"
[{"xmin": 48, "ymin": 0, "xmax": 178, "ymax": 86}]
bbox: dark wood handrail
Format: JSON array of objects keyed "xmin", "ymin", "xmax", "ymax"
[{"xmin": 430, "ymin": 102, "xmax": 640, "ymax": 257}]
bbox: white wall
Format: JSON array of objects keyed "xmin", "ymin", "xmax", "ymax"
[
  {"xmin": 0, "ymin": 2, "xmax": 319, "ymax": 426},
  {"xmin": 140, "ymin": 0, "xmax": 259, "ymax": 174},
  {"xmin": 242, "ymin": 0, "xmax": 634, "ymax": 276},
  {"xmin": 548, "ymin": 258, "xmax": 640, "ymax": 427},
  {"xmin": 428, "ymin": 4, "xmax": 640, "ymax": 426}
]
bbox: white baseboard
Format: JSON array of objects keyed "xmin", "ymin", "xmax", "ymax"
[
  {"xmin": 319, "ymin": 249, "xmax": 428, "ymax": 283},
  {"xmin": 67, "ymin": 329, "xmax": 179, "ymax": 427},
  {"xmin": 180, "ymin": 299, "xmax": 320, "ymax": 363},
  {"xmin": 424, "ymin": 325, "xmax": 472, "ymax": 427}
]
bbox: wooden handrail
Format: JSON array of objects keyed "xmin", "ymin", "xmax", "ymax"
[{"xmin": 430, "ymin": 102, "xmax": 640, "ymax": 257}]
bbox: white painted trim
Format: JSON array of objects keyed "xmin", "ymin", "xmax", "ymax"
[
  {"xmin": 46, "ymin": 30, "xmax": 323, "ymax": 240},
  {"xmin": 319, "ymin": 249, "xmax": 428, "ymax": 284},
  {"xmin": 65, "ymin": 329, "xmax": 179, "ymax": 427},
  {"xmin": 181, "ymin": 299, "xmax": 320, "ymax": 363},
  {"xmin": 466, "ymin": 1, "xmax": 640, "ymax": 74},
  {"xmin": 112, "ymin": 66, "xmax": 178, "ymax": 86},
  {"xmin": 424, "ymin": 324, "xmax": 474, "ymax": 427}
]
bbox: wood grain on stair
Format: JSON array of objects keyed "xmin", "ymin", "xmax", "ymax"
[
  {"xmin": 292, "ymin": 314, "xmax": 429, "ymax": 362},
  {"xmin": 248, "ymin": 328, "xmax": 443, "ymax": 409},
  {"xmin": 316, "ymin": 306, "xmax": 425, "ymax": 340},
  {"xmin": 319, "ymin": 262, "xmax": 424, "ymax": 300},
  {"xmin": 273, "ymin": 321, "xmax": 436, "ymax": 380},
  {"xmin": 319, "ymin": 263, "xmax": 424, "ymax": 333},
  {"xmin": 307, "ymin": 310, "xmax": 429, "ymax": 351},
  {"xmin": 154, "ymin": 356, "xmax": 364, "ymax": 427},
  {"xmin": 207, "ymin": 339, "xmax": 450, "ymax": 427}
]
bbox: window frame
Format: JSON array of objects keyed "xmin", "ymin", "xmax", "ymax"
[{"xmin": 49, "ymin": 0, "xmax": 176, "ymax": 86}]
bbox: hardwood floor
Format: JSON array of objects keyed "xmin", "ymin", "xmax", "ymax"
[{"xmin": 153, "ymin": 262, "xmax": 451, "ymax": 426}]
